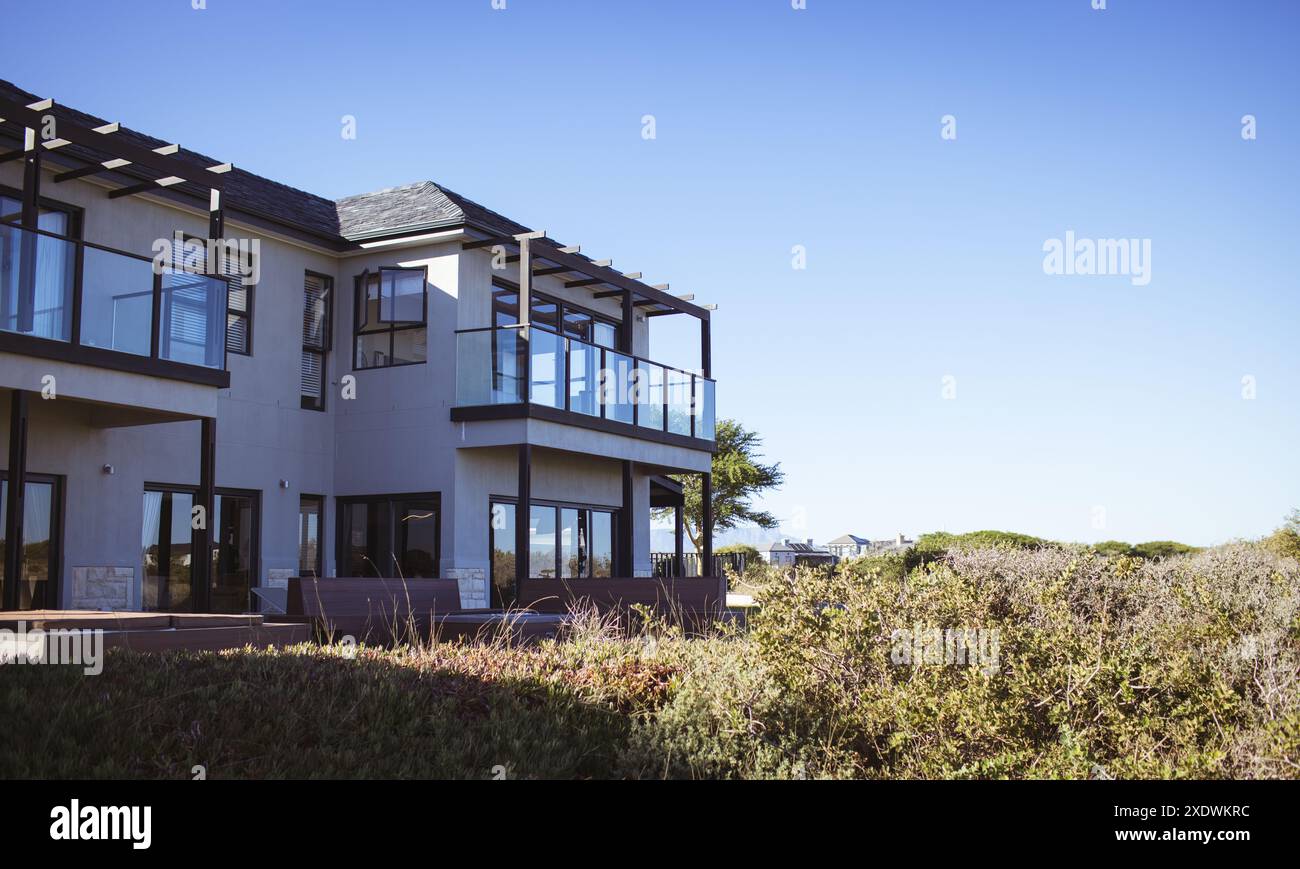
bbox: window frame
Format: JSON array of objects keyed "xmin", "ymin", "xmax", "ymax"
[
  {"xmin": 298, "ymin": 494, "xmax": 325, "ymax": 577},
  {"xmin": 490, "ymin": 495, "xmax": 617, "ymax": 580},
  {"xmin": 0, "ymin": 470, "xmax": 64, "ymax": 610},
  {"xmin": 491, "ymin": 278, "xmax": 620, "ymax": 348},
  {"xmin": 353, "ymin": 266, "xmax": 428, "ymax": 370},
  {"xmin": 335, "ymin": 492, "xmax": 441, "ymax": 578},
  {"xmin": 171, "ymin": 231, "xmax": 253, "ymax": 359},
  {"xmin": 301, "ymin": 270, "xmax": 333, "ymax": 411}
]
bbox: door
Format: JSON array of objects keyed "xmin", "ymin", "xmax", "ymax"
[
  {"xmin": 0, "ymin": 474, "xmax": 61, "ymax": 610},
  {"xmin": 211, "ymin": 492, "xmax": 258, "ymax": 613}
]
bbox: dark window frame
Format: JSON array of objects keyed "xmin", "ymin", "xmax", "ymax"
[
  {"xmin": 490, "ymin": 495, "xmax": 617, "ymax": 580},
  {"xmin": 0, "ymin": 184, "xmax": 83, "ymax": 240},
  {"xmin": 171, "ymin": 231, "xmax": 254, "ymax": 359},
  {"xmin": 491, "ymin": 278, "xmax": 620, "ymax": 345},
  {"xmin": 0, "ymin": 470, "xmax": 64, "ymax": 610},
  {"xmin": 298, "ymin": 494, "xmax": 325, "ymax": 577},
  {"xmin": 301, "ymin": 270, "xmax": 333, "ymax": 411},
  {"xmin": 335, "ymin": 491, "xmax": 441, "ymax": 578},
  {"xmin": 142, "ymin": 482, "xmax": 260, "ymax": 613},
  {"xmin": 352, "ymin": 266, "xmax": 429, "ymax": 371}
]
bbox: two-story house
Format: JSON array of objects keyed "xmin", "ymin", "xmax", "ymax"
[{"xmin": 0, "ymin": 80, "xmax": 716, "ymax": 618}]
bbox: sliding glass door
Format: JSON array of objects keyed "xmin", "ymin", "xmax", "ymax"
[
  {"xmin": 142, "ymin": 488, "xmax": 195, "ymax": 612},
  {"xmin": 337, "ymin": 494, "xmax": 440, "ymax": 578},
  {"xmin": 211, "ymin": 492, "xmax": 258, "ymax": 613},
  {"xmin": 143, "ymin": 486, "xmax": 259, "ymax": 613},
  {"xmin": 0, "ymin": 473, "xmax": 61, "ymax": 610}
]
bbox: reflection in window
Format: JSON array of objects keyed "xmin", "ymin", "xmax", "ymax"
[
  {"xmin": 142, "ymin": 488, "xmax": 194, "ymax": 612},
  {"xmin": 0, "ymin": 476, "xmax": 58, "ymax": 610},
  {"xmin": 338, "ymin": 495, "xmax": 440, "ymax": 578}
]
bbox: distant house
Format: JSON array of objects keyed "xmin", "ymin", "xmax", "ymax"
[
  {"xmin": 828, "ymin": 533, "xmax": 914, "ymax": 560},
  {"xmin": 762, "ymin": 538, "xmax": 834, "ymax": 567}
]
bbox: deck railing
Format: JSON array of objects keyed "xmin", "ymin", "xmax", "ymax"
[
  {"xmin": 0, "ymin": 222, "xmax": 228, "ymax": 369},
  {"xmin": 455, "ymin": 324, "xmax": 716, "ymax": 441}
]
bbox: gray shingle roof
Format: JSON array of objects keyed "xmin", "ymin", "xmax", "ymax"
[
  {"xmin": 335, "ymin": 181, "xmax": 530, "ymax": 241},
  {"xmin": 828, "ymin": 534, "xmax": 869, "ymax": 545}
]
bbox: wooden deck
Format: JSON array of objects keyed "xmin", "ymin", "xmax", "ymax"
[{"xmin": 0, "ymin": 610, "xmax": 310, "ymax": 652}]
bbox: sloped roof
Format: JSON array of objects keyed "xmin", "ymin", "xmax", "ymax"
[
  {"xmin": 767, "ymin": 540, "xmax": 831, "ymax": 553},
  {"xmin": 828, "ymin": 534, "xmax": 869, "ymax": 545},
  {"xmin": 335, "ymin": 180, "xmax": 530, "ymax": 241}
]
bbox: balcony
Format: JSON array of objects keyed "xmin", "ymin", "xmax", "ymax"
[
  {"xmin": 0, "ymin": 223, "xmax": 230, "ymax": 386},
  {"xmin": 454, "ymin": 325, "xmax": 716, "ymax": 446}
]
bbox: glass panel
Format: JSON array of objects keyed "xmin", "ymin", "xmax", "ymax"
[
  {"xmin": 529, "ymin": 505, "xmax": 557, "ymax": 578},
  {"xmin": 603, "ymin": 351, "xmax": 635, "ymax": 424},
  {"xmin": 303, "ymin": 274, "xmax": 331, "ymax": 349},
  {"xmin": 301, "ymin": 349, "xmax": 324, "ymax": 410},
  {"xmin": 493, "ymin": 289, "xmax": 519, "ymax": 326},
  {"xmin": 142, "ymin": 489, "xmax": 194, "ymax": 613},
  {"xmin": 159, "ymin": 270, "xmax": 227, "ymax": 367},
  {"xmin": 591, "ymin": 511, "xmax": 613, "ymax": 577},
  {"xmin": 0, "ymin": 195, "xmax": 18, "ymax": 221},
  {"xmin": 695, "ymin": 377, "xmax": 716, "ymax": 441},
  {"xmin": 568, "ymin": 338, "xmax": 599, "ymax": 417},
  {"xmin": 560, "ymin": 507, "xmax": 581, "ymax": 578},
  {"xmin": 357, "ymin": 273, "xmax": 381, "ymax": 331},
  {"xmin": 343, "ymin": 501, "xmax": 392, "ymax": 577},
  {"xmin": 298, "ymin": 496, "xmax": 321, "ymax": 576},
  {"xmin": 457, "ymin": 328, "xmax": 529, "ymax": 406},
  {"xmin": 211, "ymin": 494, "xmax": 255, "ymax": 613},
  {"xmin": 355, "ymin": 331, "xmax": 389, "ymax": 369},
  {"xmin": 79, "ymin": 247, "xmax": 154, "ymax": 356},
  {"xmin": 667, "ymin": 368, "xmax": 693, "ymax": 436},
  {"xmin": 489, "ymin": 501, "xmax": 516, "ymax": 608},
  {"xmin": 563, "ymin": 310, "xmax": 592, "ymax": 341},
  {"xmin": 637, "ymin": 362, "xmax": 664, "ymax": 430},
  {"xmin": 396, "ymin": 499, "xmax": 438, "ymax": 578},
  {"xmin": 390, "ymin": 326, "xmax": 427, "ymax": 365},
  {"xmin": 529, "ymin": 326, "xmax": 565, "ymax": 409},
  {"xmin": 530, "ymin": 298, "xmax": 558, "ymax": 331},
  {"xmin": 0, "ymin": 224, "xmax": 74, "ymax": 341},
  {"xmin": 0, "ymin": 479, "xmax": 55, "ymax": 609},
  {"xmin": 382, "ymin": 269, "xmax": 424, "ymax": 324},
  {"xmin": 592, "ymin": 321, "xmax": 617, "ymax": 350}
]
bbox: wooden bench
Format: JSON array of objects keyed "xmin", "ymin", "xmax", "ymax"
[{"xmin": 285, "ymin": 577, "xmax": 464, "ymax": 642}]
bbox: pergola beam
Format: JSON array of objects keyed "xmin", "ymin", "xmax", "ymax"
[{"xmin": 0, "ymin": 94, "xmax": 227, "ymax": 191}]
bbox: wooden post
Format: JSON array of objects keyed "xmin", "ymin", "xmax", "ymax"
[
  {"xmin": 701, "ymin": 472, "xmax": 714, "ymax": 579},
  {"xmin": 515, "ymin": 444, "xmax": 530, "ymax": 587},
  {"xmin": 3, "ymin": 390, "xmax": 29, "ymax": 610},
  {"xmin": 192, "ymin": 417, "xmax": 216, "ymax": 612},
  {"xmin": 673, "ymin": 503, "xmax": 685, "ymax": 578},
  {"xmin": 620, "ymin": 461, "xmax": 634, "ymax": 576}
]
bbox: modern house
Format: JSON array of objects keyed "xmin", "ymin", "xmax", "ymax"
[
  {"xmin": 827, "ymin": 533, "xmax": 914, "ymax": 560},
  {"xmin": 761, "ymin": 538, "xmax": 834, "ymax": 567},
  {"xmin": 0, "ymin": 81, "xmax": 717, "ymax": 619}
]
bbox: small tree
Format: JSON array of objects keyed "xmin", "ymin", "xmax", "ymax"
[{"xmin": 659, "ymin": 419, "xmax": 784, "ymax": 556}]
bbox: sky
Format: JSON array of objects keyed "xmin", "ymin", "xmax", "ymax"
[{"xmin": 2, "ymin": 0, "xmax": 1297, "ymax": 546}]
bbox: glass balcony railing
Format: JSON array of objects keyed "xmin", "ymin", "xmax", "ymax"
[
  {"xmin": 456, "ymin": 324, "xmax": 716, "ymax": 442},
  {"xmin": 0, "ymin": 223, "xmax": 228, "ymax": 370}
]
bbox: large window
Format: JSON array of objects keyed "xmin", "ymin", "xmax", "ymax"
[
  {"xmin": 0, "ymin": 473, "xmax": 62, "ymax": 610},
  {"xmin": 301, "ymin": 272, "xmax": 332, "ymax": 410},
  {"xmin": 491, "ymin": 282, "xmax": 619, "ymax": 349},
  {"xmin": 354, "ymin": 267, "xmax": 427, "ymax": 369},
  {"xmin": 0, "ymin": 190, "xmax": 79, "ymax": 342},
  {"xmin": 494, "ymin": 497, "xmax": 615, "ymax": 581},
  {"xmin": 337, "ymin": 493, "xmax": 439, "ymax": 578},
  {"xmin": 299, "ymin": 495, "xmax": 323, "ymax": 576},
  {"xmin": 142, "ymin": 486, "xmax": 258, "ymax": 613},
  {"xmin": 168, "ymin": 234, "xmax": 253, "ymax": 357},
  {"xmin": 142, "ymin": 487, "xmax": 195, "ymax": 612}
]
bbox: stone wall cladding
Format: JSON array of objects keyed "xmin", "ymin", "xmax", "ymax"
[
  {"xmin": 445, "ymin": 567, "xmax": 489, "ymax": 610},
  {"xmin": 71, "ymin": 566, "xmax": 133, "ymax": 610}
]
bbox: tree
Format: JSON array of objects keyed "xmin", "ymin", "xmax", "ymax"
[
  {"xmin": 659, "ymin": 419, "xmax": 784, "ymax": 555},
  {"xmin": 1263, "ymin": 509, "xmax": 1300, "ymax": 560}
]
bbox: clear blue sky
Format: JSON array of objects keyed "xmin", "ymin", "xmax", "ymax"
[{"xmin": 4, "ymin": 0, "xmax": 1297, "ymax": 546}]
